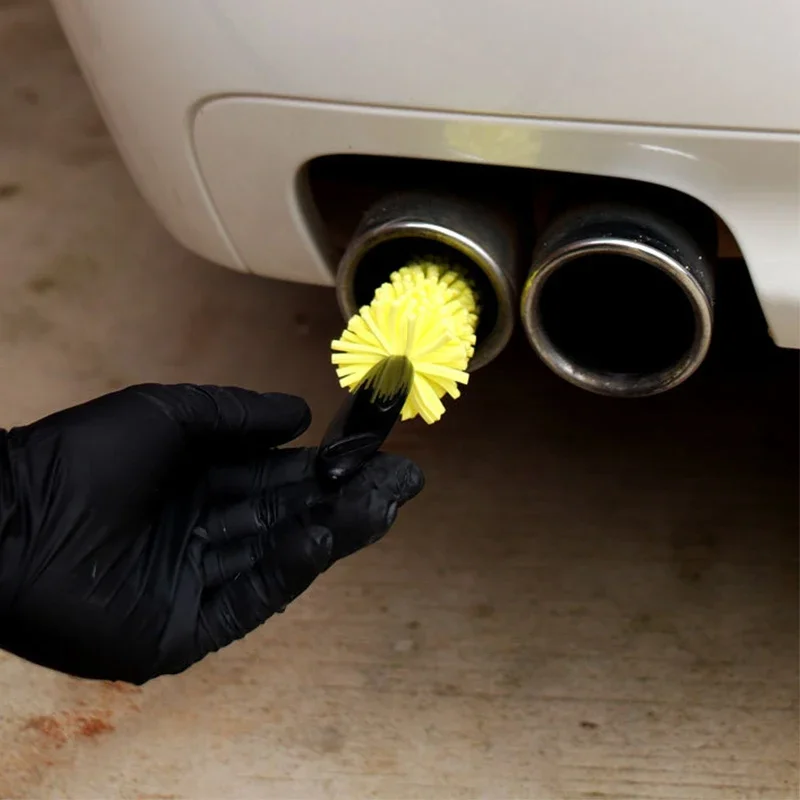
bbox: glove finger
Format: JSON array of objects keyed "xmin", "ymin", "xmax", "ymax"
[
  {"xmin": 138, "ymin": 384, "xmax": 311, "ymax": 444},
  {"xmin": 311, "ymin": 453, "xmax": 424, "ymax": 561},
  {"xmin": 200, "ymin": 506, "xmax": 336, "ymax": 588},
  {"xmin": 205, "ymin": 447, "xmax": 316, "ymax": 500},
  {"xmin": 200, "ymin": 478, "xmax": 323, "ymax": 544},
  {"xmin": 197, "ymin": 524, "xmax": 333, "ymax": 652},
  {"xmin": 201, "ymin": 538, "xmax": 262, "ymax": 588}
]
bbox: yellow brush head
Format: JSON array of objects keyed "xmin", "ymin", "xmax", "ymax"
[{"xmin": 331, "ymin": 257, "xmax": 479, "ymax": 424}]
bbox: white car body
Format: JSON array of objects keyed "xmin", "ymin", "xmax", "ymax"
[{"xmin": 51, "ymin": 0, "xmax": 799, "ymax": 347}]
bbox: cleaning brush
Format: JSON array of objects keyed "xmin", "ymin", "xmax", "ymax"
[{"xmin": 330, "ymin": 257, "xmax": 480, "ymax": 425}]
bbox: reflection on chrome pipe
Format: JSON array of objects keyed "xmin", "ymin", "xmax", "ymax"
[
  {"xmin": 520, "ymin": 204, "xmax": 714, "ymax": 397},
  {"xmin": 335, "ymin": 191, "xmax": 519, "ymax": 371}
]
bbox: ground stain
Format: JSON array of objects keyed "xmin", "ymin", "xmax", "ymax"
[
  {"xmin": 76, "ymin": 716, "xmax": 114, "ymax": 737},
  {"xmin": 471, "ymin": 603, "xmax": 495, "ymax": 619},
  {"xmin": 567, "ymin": 605, "xmax": 590, "ymax": 617},
  {"xmin": 61, "ymin": 138, "xmax": 117, "ymax": 167},
  {"xmin": 26, "ymin": 253, "xmax": 101, "ymax": 297},
  {"xmin": 312, "ymin": 725, "xmax": 345, "ymax": 755},
  {"xmin": 23, "ymin": 709, "xmax": 115, "ymax": 747},
  {"xmin": 628, "ymin": 612, "xmax": 678, "ymax": 636},
  {"xmin": 24, "ymin": 716, "xmax": 67, "ymax": 747},
  {"xmin": 103, "ymin": 375, "xmax": 129, "ymax": 391},
  {"xmin": 0, "ymin": 304, "xmax": 53, "ymax": 343},
  {"xmin": 0, "ymin": 182, "xmax": 21, "ymax": 199},
  {"xmin": 82, "ymin": 115, "xmax": 109, "ymax": 139},
  {"xmin": 673, "ymin": 542, "xmax": 716, "ymax": 583},
  {"xmin": 433, "ymin": 683, "xmax": 463, "ymax": 698},
  {"xmin": 102, "ymin": 681, "xmax": 142, "ymax": 694},
  {"xmin": 13, "ymin": 86, "xmax": 39, "ymax": 105},
  {"xmin": 497, "ymin": 672, "xmax": 522, "ymax": 690},
  {"xmin": 669, "ymin": 511, "xmax": 719, "ymax": 584},
  {"xmin": 136, "ymin": 795, "xmax": 178, "ymax": 800},
  {"xmin": 25, "ymin": 274, "xmax": 56, "ymax": 294}
]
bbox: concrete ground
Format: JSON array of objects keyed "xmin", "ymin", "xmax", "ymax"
[{"xmin": 0, "ymin": 2, "xmax": 798, "ymax": 798}]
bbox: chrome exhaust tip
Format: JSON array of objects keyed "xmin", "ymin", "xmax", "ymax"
[
  {"xmin": 520, "ymin": 205, "xmax": 714, "ymax": 397},
  {"xmin": 335, "ymin": 191, "xmax": 519, "ymax": 371}
]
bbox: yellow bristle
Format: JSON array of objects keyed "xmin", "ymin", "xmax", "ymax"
[{"xmin": 331, "ymin": 257, "xmax": 479, "ymax": 424}]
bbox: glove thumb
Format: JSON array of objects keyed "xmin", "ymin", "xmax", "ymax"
[{"xmin": 313, "ymin": 453, "xmax": 425, "ymax": 562}]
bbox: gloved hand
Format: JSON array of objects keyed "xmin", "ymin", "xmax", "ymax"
[{"xmin": 0, "ymin": 384, "xmax": 423, "ymax": 684}]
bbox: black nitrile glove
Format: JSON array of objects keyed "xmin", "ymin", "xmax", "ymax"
[{"xmin": 0, "ymin": 384, "xmax": 423, "ymax": 684}]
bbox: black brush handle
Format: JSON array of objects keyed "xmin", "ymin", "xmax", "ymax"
[{"xmin": 316, "ymin": 381, "xmax": 409, "ymax": 489}]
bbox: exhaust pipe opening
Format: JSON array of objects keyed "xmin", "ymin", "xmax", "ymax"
[
  {"xmin": 521, "ymin": 206, "xmax": 714, "ymax": 397},
  {"xmin": 337, "ymin": 192, "xmax": 519, "ymax": 371}
]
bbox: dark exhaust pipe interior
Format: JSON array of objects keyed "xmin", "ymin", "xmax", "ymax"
[{"xmin": 521, "ymin": 204, "xmax": 715, "ymax": 397}]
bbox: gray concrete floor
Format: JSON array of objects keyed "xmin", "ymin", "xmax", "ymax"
[{"xmin": 0, "ymin": 2, "xmax": 798, "ymax": 798}]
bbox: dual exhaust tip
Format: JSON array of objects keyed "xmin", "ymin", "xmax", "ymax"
[{"xmin": 336, "ymin": 192, "xmax": 714, "ymax": 398}]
